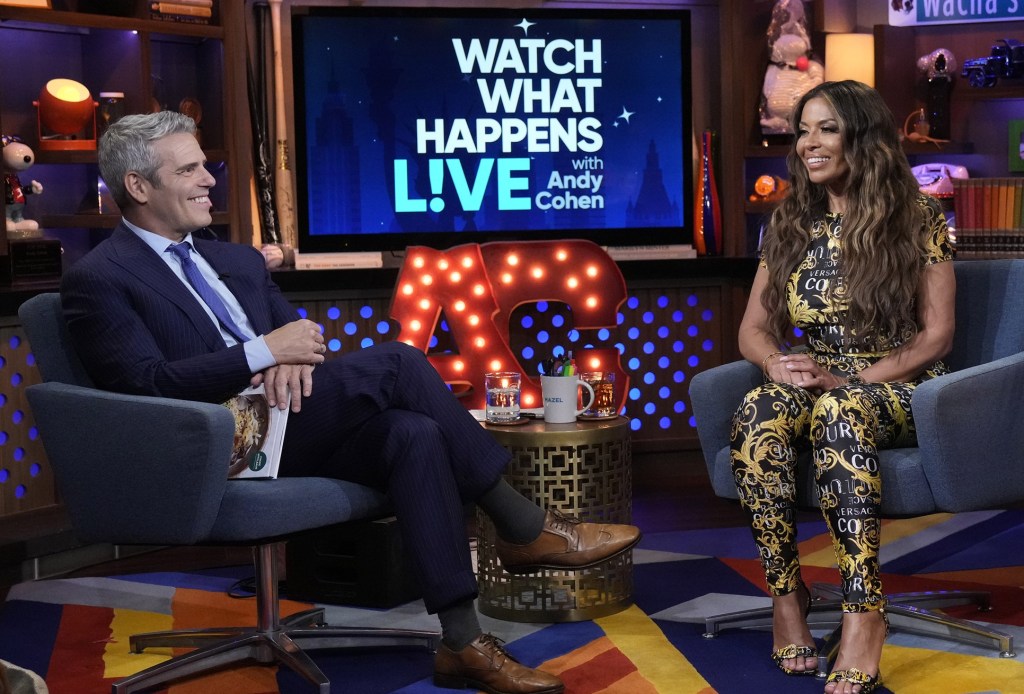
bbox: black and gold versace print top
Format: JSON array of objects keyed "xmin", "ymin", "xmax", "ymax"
[{"xmin": 775, "ymin": 194, "xmax": 953, "ymax": 380}]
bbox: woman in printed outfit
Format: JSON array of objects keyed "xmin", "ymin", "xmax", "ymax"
[{"xmin": 731, "ymin": 80, "xmax": 955, "ymax": 694}]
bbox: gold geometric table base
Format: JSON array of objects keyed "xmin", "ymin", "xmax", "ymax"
[{"xmin": 477, "ymin": 417, "xmax": 633, "ymax": 622}]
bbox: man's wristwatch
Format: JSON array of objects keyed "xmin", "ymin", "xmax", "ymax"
[{"xmin": 846, "ymin": 371, "xmax": 865, "ymax": 385}]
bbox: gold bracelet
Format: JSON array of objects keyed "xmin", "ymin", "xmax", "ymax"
[{"xmin": 761, "ymin": 350, "xmax": 783, "ymax": 377}]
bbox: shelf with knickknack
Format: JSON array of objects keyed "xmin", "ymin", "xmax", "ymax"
[
  {"xmin": 742, "ymin": 141, "xmax": 976, "ymax": 159},
  {"xmin": 741, "ymin": 140, "xmax": 979, "ymax": 220},
  {"xmin": 0, "ymin": 2, "xmax": 250, "ymax": 284},
  {"xmin": 719, "ymin": 0, "xmax": 833, "ymax": 257},
  {"xmin": 720, "ymin": 2, "xmax": 1023, "ymax": 260},
  {"xmin": 875, "ymin": 21, "xmax": 1024, "ymax": 259},
  {"xmin": 741, "ymin": 140, "xmax": 970, "ymax": 160},
  {"xmin": 0, "ymin": 1, "xmax": 249, "ymax": 521},
  {"xmin": 40, "ymin": 210, "xmax": 232, "ymax": 230}
]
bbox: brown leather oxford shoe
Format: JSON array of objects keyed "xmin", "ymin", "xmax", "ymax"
[
  {"xmin": 434, "ymin": 633, "xmax": 564, "ymax": 694},
  {"xmin": 495, "ymin": 510, "xmax": 641, "ymax": 574}
]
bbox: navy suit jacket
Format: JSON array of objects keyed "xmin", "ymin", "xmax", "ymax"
[{"xmin": 61, "ymin": 224, "xmax": 299, "ymax": 404}]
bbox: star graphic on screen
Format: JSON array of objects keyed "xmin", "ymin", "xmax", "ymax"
[
  {"xmin": 516, "ymin": 18, "xmax": 535, "ymax": 35},
  {"xmin": 617, "ymin": 107, "xmax": 635, "ymax": 124}
]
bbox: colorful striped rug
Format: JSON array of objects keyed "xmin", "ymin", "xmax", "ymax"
[{"xmin": 2, "ymin": 510, "xmax": 1023, "ymax": 693}]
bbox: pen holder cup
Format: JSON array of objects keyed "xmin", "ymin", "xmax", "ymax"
[{"xmin": 541, "ymin": 375, "xmax": 595, "ymax": 423}]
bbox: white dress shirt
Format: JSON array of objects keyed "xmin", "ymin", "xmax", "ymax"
[{"xmin": 124, "ymin": 220, "xmax": 275, "ymax": 373}]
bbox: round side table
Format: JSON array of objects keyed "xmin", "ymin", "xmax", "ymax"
[{"xmin": 476, "ymin": 416, "xmax": 633, "ymax": 622}]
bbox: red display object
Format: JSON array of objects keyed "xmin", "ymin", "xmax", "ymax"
[
  {"xmin": 389, "ymin": 240, "xmax": 629, "ymax": 411},
  {"xmin": 694, "ymin": 130, "xmax": 723, "ymax": 256},
  {"xmin": 34, "ymin": 79, "xmax": 98, "ymax": 151}
]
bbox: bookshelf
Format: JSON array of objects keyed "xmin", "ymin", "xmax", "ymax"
[
  {"xmin": 953, "ymin": 178, "xmax": 1024, "ymax": 259},
  {"xmin": 0, "ymin": 0, "xmax": 250, "ymax": 518},
  {"xmin": 719, "ymin": 2, "xmax": 1024, "ymax": 259},
  {"xmin": 0, "ymin": 1, "xmax": 251, "ymax": 278}
]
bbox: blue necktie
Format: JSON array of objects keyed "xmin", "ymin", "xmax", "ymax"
[{"xmin": 166, "ymin": 242, "xmax": 248, "ymax": 343}]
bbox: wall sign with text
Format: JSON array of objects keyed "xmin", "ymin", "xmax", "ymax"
[{"xmin": 890, "ymin": 0, "xmax": 1024, "ymax": 26}]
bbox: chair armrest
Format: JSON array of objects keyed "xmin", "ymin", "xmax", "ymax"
[
  {"xmin": 26, "ymin": 382, "xmax": 236, "ymax": 545},
  {"xmin": 912, "ymin": 351, "xmax": 1024, "ymax": 512},
  {"xmin": 689, "ymin": 360, "xmax": 762, "ymax": 480}
]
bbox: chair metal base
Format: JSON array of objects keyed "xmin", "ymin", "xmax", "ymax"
[
  {"xmin": 112, "ymin": 544, "xmax": 439, "ymax": 694},
  {"xmin": 702, "ymin": 583, "xmax": 1016, "ymax": 672}
]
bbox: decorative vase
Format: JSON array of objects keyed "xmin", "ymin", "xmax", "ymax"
[{"xmin": 695, "ymin": 130, "xmax": 723, "ymax": 256}]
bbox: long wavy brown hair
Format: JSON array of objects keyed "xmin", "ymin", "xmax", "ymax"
[{"xmin": 760, "ymin": 80, "xmax": 925, "ymax": 348}]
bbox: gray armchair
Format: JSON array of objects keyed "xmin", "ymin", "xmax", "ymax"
[
  {"xmin": 18, "ymin": 293, "xmax": 438, "ymax": 694},
  {"xmin": 689, "ymin": 258, "xmax": 1024, "ymax": 662}
]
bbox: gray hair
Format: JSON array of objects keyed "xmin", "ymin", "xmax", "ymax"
[{"xmin": 98, "ymin": 111, "xmax": 197, "ymax": 208}]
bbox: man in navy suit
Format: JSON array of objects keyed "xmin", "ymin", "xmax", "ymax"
[{"xmin": 61, "ymin": 111, "xmax": 640, "ymax": 694}]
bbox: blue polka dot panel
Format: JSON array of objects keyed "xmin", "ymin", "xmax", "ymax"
[
  {"xmin": 0, "ymin": 326, "xmax": 52, "ymax": 515},
  {"xmin": 6, "ymin": 284, "xmax": 725, "ymax": 518},
  {"xmin": 300, "ymin": 298, "xmax": 402, "ymax": 354},
  {"xmin": 295, "ymin": 284, "xmax": 723, "ymax": 447}
]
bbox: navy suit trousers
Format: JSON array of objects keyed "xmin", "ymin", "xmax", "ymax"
[{"xmin": 279, "ymin": 341, "xmax": 510, "ymax": 612}]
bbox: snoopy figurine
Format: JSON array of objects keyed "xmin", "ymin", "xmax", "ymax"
[{"xmin": 3, "ymin": 134, "xmax": 44, "ymax": 238}]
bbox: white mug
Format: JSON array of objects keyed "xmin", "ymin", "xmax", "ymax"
[{"xmin": 541, "ymin": 375, "xmax": 595, "ymax": 423}]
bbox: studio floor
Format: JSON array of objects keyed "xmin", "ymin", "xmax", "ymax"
[{"xmin": 5, "ymin": 450, "xmax": 1024, "ymax": 693}]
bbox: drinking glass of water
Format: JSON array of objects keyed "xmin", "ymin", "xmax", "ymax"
[{"xmin": 484, "ymin": 371, "xmax": 521, "ymax": 423}]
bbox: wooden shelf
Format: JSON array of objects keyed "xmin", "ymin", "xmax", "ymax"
[
  {"xmin": 41, "ymin": 211, "xmax": 230, "ymax": 229},
  {"xmin": 34, "ymin": 149, "xmax": 228, "ymax": 166},
  {"xmin": 745, "ymin": 200, "xmax": 780, "ymax": 215},
  {"xmin": 0, "ymin": 7, "xmax": 222, "ymax": 38},
  {"xmin": 902, "ymin": 141, "xmax": 975, "ymax": 156},
  {"xmin": 745, "ymin": 144, "xmax": 791, "ymax": 158},
  {"xmin": 745, "ymin": 141, "xmax": 976, "ymax": 159},
  {"xmin": 272, "ymin": 256, "xmax": 761, "ymax": 295},
  {"xmin": 956, "ymin": 83, "xmax": 1024, "ymax": 102},
  {"xmin": 1, "ymin": 1, "xmax": 249, "ymax": 257}
]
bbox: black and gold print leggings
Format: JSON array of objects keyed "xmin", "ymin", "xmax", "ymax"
[{"xmin": 730, "ymin": 380, "xmax": 917, "ymax": 613}]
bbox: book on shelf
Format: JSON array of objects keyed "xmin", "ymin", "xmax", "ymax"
[
  {"xmin": 150, "ymin": 2, "xmax": 213, "ymax": 22},
  {"xmin": 224, "ymin": 384, "xmax": 289, "ymax": 480},
  {"xmin": 951, "ymin": 235, "xmax": 1024, "ymax": 259},
  {"xmin": 604, "ymin": 244, "xmax": 697, "ymax": 260},
  {"xmin": 952, "ymin": 177, "xmax": 1024, "ymax": 259},
  {"xmin": 149, "ymin": 15, "xmax": 211, "ymax": 26},
  {"xmin": 149, "ymin": 13, "xmax": 212, "ymax": 25},
  {"xmin": 294, "ymin": 250, "xmax": 384, "ymax": 270},
  {"xmin": 953, "ymin": 178, "xmax": 1024, "ymax": 232},
  {"xmin": 151, "ymin": 1, "xmax": 212, "ymax": 16}
]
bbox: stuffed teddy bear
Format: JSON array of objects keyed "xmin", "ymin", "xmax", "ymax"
[
  {"xmin": 3, "ymin": 134, "xmax": 44, "ymax": 237},
  {"xmin": 759, "ymin": 0, "xmax": 823, "ymax": 135}
]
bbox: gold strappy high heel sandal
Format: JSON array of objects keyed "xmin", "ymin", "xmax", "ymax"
[
  {"xmin": 772, "ymin": 644, "xmax": 819, "ymax": 675},
  {"xmin": 826, "ymin": 607, "xmax": 889, "ymax": 693},
  {"xmin": 771, "ymin": 582, "xmax": 818, "ymax": 676}
]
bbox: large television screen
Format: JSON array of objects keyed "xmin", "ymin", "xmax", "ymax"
[{"xmin": 291, "ymin": 6, "xmax": 693, "ymax": 253}]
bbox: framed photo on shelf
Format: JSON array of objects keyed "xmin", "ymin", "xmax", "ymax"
[{"xmin": 1009, "ymin": 119, "xmax": 1024, "ymax": 174}]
